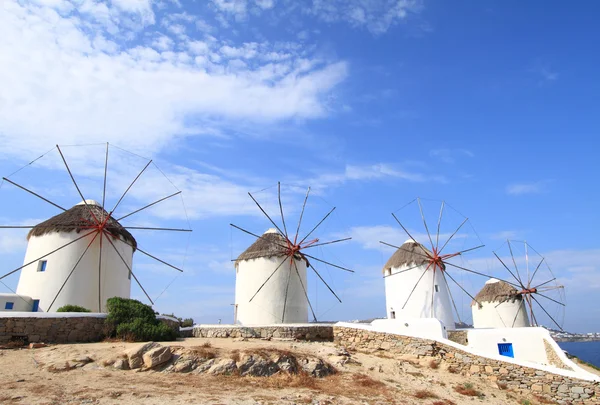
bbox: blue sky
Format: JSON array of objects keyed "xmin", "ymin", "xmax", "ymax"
[{"xmin": 0, "ymin": 0, "xmax": 598, "ymax": 332}]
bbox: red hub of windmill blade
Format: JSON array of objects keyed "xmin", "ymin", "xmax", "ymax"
[{"xmin": 519, "ymin": 288, "xmax": 538, "ymax": 295}]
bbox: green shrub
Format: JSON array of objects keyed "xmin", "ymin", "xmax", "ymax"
[
  {"xmin": 181, "ymin": 318, "xmax": 194, "ymax": 327},
  {"xmin": 104, "ymin": 297, "xmax": 177, "ymax": 342},
  {"xmin": 56, "ymin": 304, "xmax": 91, "ymax": 313}
]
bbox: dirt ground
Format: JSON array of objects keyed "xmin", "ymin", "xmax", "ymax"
[{"xmin": 0, "ymin": 338, "xmax": 559, "ymax": 405}]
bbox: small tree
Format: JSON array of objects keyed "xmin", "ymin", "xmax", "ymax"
[
  {"xmin": 105, "ymin": 297, "xmax": 177, "ymax": 342},
  {"xmin": 181, "ymin": 318, "xmax": 194, "ymax": 327},
  {"xmin": 57, "ymin": 304, "xmax": 91, "ymax": 313}
]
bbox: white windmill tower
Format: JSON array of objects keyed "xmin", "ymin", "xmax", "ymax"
[
  {"xmin": 0, "ymin": 143, "xmax": 190, "ymax": 313},
  {"xmin": 379, "ymin": 198, "xmax": 498, "ymax": 333},
  {"xmin": 234, "ymin": 228, "xmax": 309, "ymax": 325},
  {"xmin": 471, "ymin": 278, "xmax": 530, "ymax": 328},
  {"xmin": 383, "ymin": 239, "xmax": 455, "ymax": 330},
  {"xmin": 231, "ymin": 183, "xmax": 353, "ymax": 325}
]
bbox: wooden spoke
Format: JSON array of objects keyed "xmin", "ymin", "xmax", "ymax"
[{"xmin": 2, "ymin": 178, "xmax": 67, "ymax": 212}]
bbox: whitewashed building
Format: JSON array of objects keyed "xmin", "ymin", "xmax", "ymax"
[
  {"xmin": 383, "ymin": 239, "xmax": 455, "ymax": 332},
  {"xmin": 234, "ymin": 228, "xmax": 308, "ymax": 325},
  {"xmin": 6, "ymin": 200, "xmax": 135, "ymax": 312},
  {"xmin": 472, "ymin": 278, "xmax": 530, "ymax": 328}
]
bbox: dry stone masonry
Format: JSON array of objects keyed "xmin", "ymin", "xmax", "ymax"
[
  {"xmin": 190, "ymin": 324, "xmax": 334, "ymax": 341},
  {"xmin": 333, "ymin": 326, "xmax": 599, "ymax": 405}
]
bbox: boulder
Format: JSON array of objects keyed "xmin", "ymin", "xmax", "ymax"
[
  {"xmin": 209, "ymin": 359, "xmax": 237, "ymax": 375},
  {"xmin": 126, "ymin": 342, "xmax": 161, "ymax": 369},
  {"xmin": 276, "ymin": 354, "xmax": 298, "ymax": 373},
  {"xmin": 173, "ymin": 359, "xmax": 195, "ymax": 373},
  {"xmin": 113, "ymin": 359, "xmax": 129, "ymax": 370},
  {"xmin": 300, "ymin": 357, "xmax": 335, "ymax": 378},
  {"xmin": 238, "ymin": 354, "xmax": 279, "ymax": 377},
  {"xmin": 194, "ymin": 359, "xmax": 215, "ymax": 374},
  {"xmin": 143, "ymin": 346, "xmax": 172, "ymax": 369}
]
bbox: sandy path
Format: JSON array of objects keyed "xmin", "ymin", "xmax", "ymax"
[{"xmin": 0, "ymin": 338, "xmax": 537, "ymax": 405}]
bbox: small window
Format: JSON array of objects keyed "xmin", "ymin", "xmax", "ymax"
[
  {"xmin": 386, "ymin": 269, "xmax": 392, "ymax": 276},
  {"xmin": 434, "ymin": 284, "xmax": 439, "ymax": 292},
  {"xmin": 498, "ymin": 343, "xmax": 514, "ymax": 358},
  {"xmin": 390, "ymin": 310, "xmax": 396, "ymax": 319},
  {"xmin": 5, "ymin": 302, "xmax": 14, "ymax": 310},
  {"xmin": 128, "ymin": 270, "xmax": 131, "ymax": 280},
  {"xmin": 37, "ymin": 260, "xmax": 47, "ymax": 272},
  {"xmin": 32, "ymin": 300, "xmax": 39, "ymax": 312}
]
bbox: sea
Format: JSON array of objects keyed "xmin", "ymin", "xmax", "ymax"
[{"xmin": 558, "ymin": 341, "xmax": 600, "ymax": 368}]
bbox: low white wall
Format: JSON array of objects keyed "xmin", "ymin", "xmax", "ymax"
[
  {"xmin": 467, "ymin": 327, "xmax": 550, "ymax": 364},
  {"xmin": 371, "ymin": 317, "xmax": 447, "ymax": 340},
  {"xmin": 0, "ymin": 294, "xmax": 34, "ymax": 312}
]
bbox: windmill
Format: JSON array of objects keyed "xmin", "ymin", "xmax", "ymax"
[
  {"xmin": 380, "ymin": 198, "xmax": 513, "ymax": 330},
  {"xmin": 231, "ymin": 182, "xmax": 353, "ymax": 325},
  {"xmin": 486, "ymin": 240, "xmax": 566, "ymax": 331},
  {"xmin": 0, "ymin": 143, "xmax": 191, "ymax": 312}
]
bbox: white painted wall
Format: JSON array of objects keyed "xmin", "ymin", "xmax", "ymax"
[
  {"xmin": 384, "ymin": 263, "xmax": 455, "ymax": 331},
  {"xmin": 0, "ymin": 293, "xmax": 34, "ymax": 312},
  {"xmin": 16, "ymin": 231, "xmax": 133, "ymax": 312},
  {"xmin": 472, "ymin": 299, "xmax": 530, "ymax": 328},
  {"xmin": 371, "ymin": 317, "xmax": 447, "ymax": 339},
  {"xmin": 235, "ymin": 255, "xmax": 308, "ymax": 325},
  {"xmin": 466, "ymin": 327, "xmax": 551, "ymax": 365}
]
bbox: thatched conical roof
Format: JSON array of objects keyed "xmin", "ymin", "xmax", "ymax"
[
  {"xmin": 383, "ymin": 240, "xmax": 438, "ymax": 273},
  {"xmin": 27, "ymin": 200, "xmax": 137, "ymax": 250},
  {"xmin": 471, "ymin": 278, "xmax": 521, "ymax": 306},
  {"xmin": 235, "ymin": 229, "xmax": 307, "ymax": 266}
]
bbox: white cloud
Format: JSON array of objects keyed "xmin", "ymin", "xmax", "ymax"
[
  {"xmin": 429, "ymin": 149, "xmax": 474, "ymax": 164},
  {"xmin": 309, "ymin": 0, "xmax": 423, "ymax": 35},
  {"xmin": 211, "ymin": 0, "xmax": 248, "ymax": 19},
  {"xmin": 0, "ymin": 0, "xmax": 348, "ymax": 159},
  {"xmin": 255, "ymin": 0, "xmax": 275, "ymax": 10},
  {"xmin": 506, "ymin": 181, "xmax": 548, "ymax": 195}
]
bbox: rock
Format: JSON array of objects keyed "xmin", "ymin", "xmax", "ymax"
[
  {"xmin": 276, "ymin": 354, "xmax": 298, "ymax": 373},
  {"xmin": 126, "ymin": 342, "xmax": 161, "ymax": 369},
  {"xmin": 29, "ymin": 343, "xmax": 47, "ymax": 349},
  {"xmin": 173, "ymin": 359, "xmax": 195, "ymax": 373},
  {"xmin": 73, "ymin": 356, "xmax": 93, "ymax": 366},
  {"xmin": 113, "ymin": 359, "xmax": 129, "ymax": 370},
  {"xmin": 143, "ymin": 346, "xmax": 172, "ymax": 369},
  {"xmin": 238, "ymin": 354, "xmax": 279, "ymax": 377},
  {"xmin": 209, "ymin": 359, "xmax": 237, "ymax": 375},
  {"xmin": 194, "ymin": 359, "xmax": 215, "ymax": 373},
  {"xmin": 300, "ymin": 357, "xmax": 335, "ymax": 378}
]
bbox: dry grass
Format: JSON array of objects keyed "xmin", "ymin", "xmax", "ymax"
[
  {"xmin": 413, "ymin": 389, "xmax": 439, "ymax": 399},
  {"xmin": 533, "ymin": 395, "xmax": 558, "ymax": 404},
  {"xmin": 454, "ymin": 383, "xmax": 481, "ymax": 397},
  {"xmin": 188, "ymin": 346, "xmax": 218, "ymax": 359},
  {"xmin": 229, "ymin": 349, "xmax": 240, "ymax": 362},
  {"xmin": 447, "ymin": 366, "xmax": 460, "ymax": 374},
  {"xmin": 497, "ymin": 382, "xmax": 508, "ymax": 390},
  {"xmin": 201, "ymin": 341, "xmax": 212, "ymax": 348},
  {"xmin": 429, "ymin": 360, "xmax": 440, "ymax": 369},
  {"xmin": 351, "ymin": 373, "xmax": 386, "ymax": 389},
  {"xmin": 47, "ymin": 361, "xmax": 76, "ymax": 373}
]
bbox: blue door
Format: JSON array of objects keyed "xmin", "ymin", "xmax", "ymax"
[
  {"xmin": 498, "ymin": 343, "xmax": 514, "ymax": 358},
  {"xmin": 32, "ymin": 300, "xmax": 39, "ymax": 312}
]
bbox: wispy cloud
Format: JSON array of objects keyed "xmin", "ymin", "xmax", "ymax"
[
  {"xmin": 506, "ymin": 180, "xmax": 549, "ymax": 195},
  {"xmin": 429, "ymin": 149, "xmax": 474, "ymax": 164}
]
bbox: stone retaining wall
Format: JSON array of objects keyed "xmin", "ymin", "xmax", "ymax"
[
  {"xmin": 0, "ymin": 316, "xmax": 106, "ymax": 344},
  {"xmin": 0, "ymin": 315, "xmax": 181, "ymax": 344},
  {"xmin": 334, "ymin": 326, "xmax": 599, "ymax": 405},
  {"xmin": 191, "ymin": 325, "xmax": 334, "ymax": 341}
]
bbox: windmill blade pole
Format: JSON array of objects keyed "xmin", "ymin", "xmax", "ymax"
[
  {"xmin": 444, "ymin": 261, "xmax": 520, "ymax": 288},
  {"xmin": 122, "ymin": 227, "xmax": 192, "ymax": 232},
  {"xmin": 531, "ymin": 294, "xmax": 564, "ymax": 331},
  {"xmin": 493, "ymin": 252, "xmax": 525, "ymax": 288},
  {"xmin": 535, "ymin": 291, "xmax": 566, "ymax": 307},
  {"xmin": 446, "ymin": 244, "xmax": 485, "ymax": 256},
  {"xmin": 302, "ymin": 253, "xmax": 354, "ymax": 273},
  {"xmin": 507, "ymin": 240, "xmax": 523, "ymax": 287},
  {"xmin": 303, "ymin": 237, "xmax": 352, "ymax": 249},
  {"xmin": 298, "ymin": 206, "xmax": 336, "ymax": 245},
  {"xmin": 247, "ymin": 192, "xmax": 287, "ymax": 238},
  {"xmin": 379, "ymin": 241, "xmax": 432, "ymax": 260},
  {"xmin": 277, "ymin": 182, "xmax": 289, "ymax": 239},
  {"xmin": 292, "ymin": 260, "xmax": 317, "ymax": 322},
  {"xmin": 103, "ymin": 231, "xmax": 154, "ymax": 305},
  {"xmin": 229, "ymin": 224, "xmax": 288, "ymax": 250},
  {"xmin": 248, "ymin": 256, "xmax": 289, "ymax": 302},
  {"xmin": 281, "ymin": 258, "xmax": 293, "ymax": 323},
  {"xmin": 529, "ymin": 257, "xmax": 545, "ymax": 287},
  {"xmin": 294, "ymin": 187, "xmax": 310, "ymax": 245},
  {"xmin": 56, "ymin": 145, "xmax": 99, "ymax": 224},
  {"xmin": 417, "ymin": 197, "xmax": 435, "ymax": 251},
  {"xmin": 116, "ymin": 191, "xmax": 181, "ymax": 222},
  {"xmin": 98, "ymin": 232, "xmax": 103, "ymax": 312},
  {"xmin": 441, "ymin": 271, "xmax": 462, "ymax": 324},
  {"xmin": 391, "ymin": 213, "xmax": 420, "ymax": 245},
  {"xmin": 102, "ymin": 142, "xmax": 109, "ymax": 220},
  {"xmin": 47, "ymin": 231, "xmax": 100, "ymax": 311},
  {"xmin": 438, "ymin": 217, "xmax": 468, "ymax": 255},
  {"xmin": 444, "ymin": 269, "xmax": 482, "ymax": 307},
  {"xmin": 533, "ymin": 277, "xmax": 557, "ymax": 289},
  {"xmin": 0, "ymin": 229, "xmax": 97, "ymax": 281},
  {"xmin": 1, "ymin": 178, "xmax": 67, "ymax": 212},
  {"xmin": 110, "ymin": 160, "xmax": 152, "ymax": 215},
  {"xmin": 117, "ymin": 238, "xmax": 184, "ymax": 272},
  {"xmin": 308, "ymin": 263, "xmax": 342, "ymax": 303},
  {"xmin": 436, "ymin": 201, "xmax": 445, "ymax": 251},
  {"xmin": 402, "ymin": 265, "xmax": 430, "ymax": 310}
]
